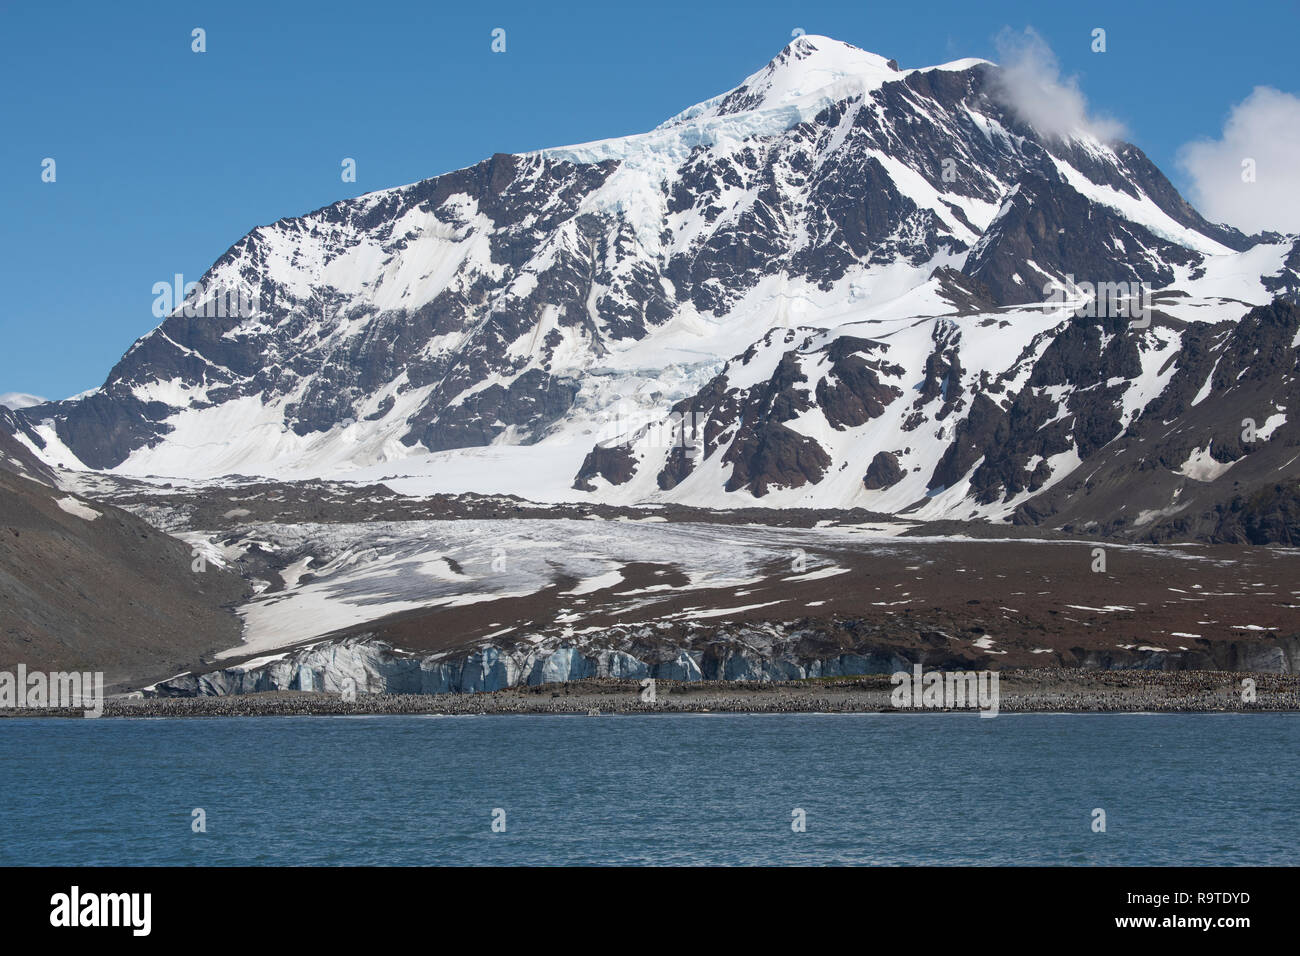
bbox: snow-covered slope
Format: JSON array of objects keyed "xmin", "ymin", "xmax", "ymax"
[{"xmin": 9, "ymin": 35, "xmax": 1300, "ymax": 530}]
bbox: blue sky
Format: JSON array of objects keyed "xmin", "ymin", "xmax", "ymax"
[{"xmin": 3, "ymin": 0, "xmax": 1297, "ymax": 400}]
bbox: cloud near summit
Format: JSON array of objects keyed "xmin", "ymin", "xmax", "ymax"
[{"xmin": 991, "ymin": 27, "xmax": 1127, "ymax": 143}]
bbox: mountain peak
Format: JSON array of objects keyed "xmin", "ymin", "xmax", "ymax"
[
  {"xmin": 681, "ymin": 34, "xmax": 906, "ymax": 126},
  {"xmin": 770, "ymin": 33, "xmax": 995, "ymax": 86},
  {"xmin": 708, "ymin": 34, "xmax": 901, "ymax": 115},
  {"xmin": 538, "ymin": 35, "xmax": 989, "ymax": 165},
  {"xmin": 769, "ymin": 33, "xmax": 901, "ymax": 79},
  {"xmin": 652, "ymin": 34, "xmax": 993, "ymax": 133}
]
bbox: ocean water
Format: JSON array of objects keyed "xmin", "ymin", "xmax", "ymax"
[{"xmin": 0, "ymin": 713, "xmax": 1295, "ymax": 866}]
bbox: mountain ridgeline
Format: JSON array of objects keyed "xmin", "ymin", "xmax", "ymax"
[{"xmin": 8, "ymin": 35, "xmax": 1300, "ymax": 542}]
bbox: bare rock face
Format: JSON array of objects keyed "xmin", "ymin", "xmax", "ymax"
[
  {"xmin": 0, "ymin": 408, "xmax": 57, "ymax": 485},
  {"xmin": 573, "ymin": 441, "xmax": 639, "ymax": 491},
  {"xmin": 1209, "ymin": 484, "xmax": 1300, "ymax": 545},
  {"xmin": 863, "ymin": 451, "xmax": 904, "ymax": 490},
  {"xmin": 1011, "ymin": 300, "xmax": 1300, "ymax": 543},
  {"xmin": 961, "ymin": 169, "xmax": 1197, "ymax": 306},
  {"xmin": 815, "ymin": 337, "xmax": 906, "ymax": 428}
]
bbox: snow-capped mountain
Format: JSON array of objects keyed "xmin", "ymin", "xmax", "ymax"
[{"xmin": 9, "ymin": 35, "xmax": 1300, "ymax": 536}]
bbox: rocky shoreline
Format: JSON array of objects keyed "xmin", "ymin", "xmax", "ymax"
[{"xmin": 5, "ymin": 669, "xmax": 1298, "ymax": 719}]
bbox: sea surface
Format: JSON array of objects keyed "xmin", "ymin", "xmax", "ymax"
[{"xmin": 0, "ymin": 713, "xmax": 1295, "ymax": 865}]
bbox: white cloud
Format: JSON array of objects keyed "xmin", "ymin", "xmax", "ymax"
[
  {"xmin": 0, "ymin": 392, "xmax": 46, "ymax": 410},
  {"xmin": 1178, "ymin": 87, "xmax": 1300, "ymax": 234},
  {"xmin": 991, "ymin": 27, "xmax": 1126, "ymax": 143}
]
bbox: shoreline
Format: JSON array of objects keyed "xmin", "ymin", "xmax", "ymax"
[{"xmin": 3, "ymin": 669, "xmax": 1298, "ymax": 719}]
